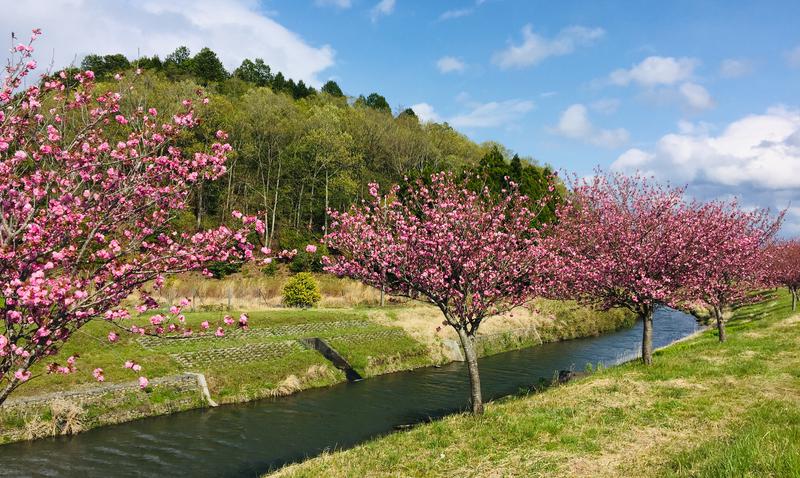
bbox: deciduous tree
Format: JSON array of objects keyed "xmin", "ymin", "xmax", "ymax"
[
  {"xmin": 323, "ymin": 173, "xmax": 552, "ymax": 413},
  {"xmin": 769, "ymin": 239, "xmax": 800, "ymax": 311},
  {"xmin": 0, "ymin": 32, "xmax": 275, "ymax": 404},
  {"xmin": 548, "ymin": 171, "xmax": 710, "ymax": 364}
]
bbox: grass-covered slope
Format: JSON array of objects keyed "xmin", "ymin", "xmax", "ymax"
[{"xmin": 271, "ymin": 290, "xmax": 800, "ymax": 478}]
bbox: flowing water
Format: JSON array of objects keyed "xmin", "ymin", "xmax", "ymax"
[{"xmin": 0, "ymin": 308, "xmax": 699, "ymax": 477}]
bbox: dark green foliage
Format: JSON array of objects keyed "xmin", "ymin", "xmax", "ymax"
[
  {"xmin": 356, "ymin": 93, "xmax": 391, "ymax": 113},
  {"xmin": 321, "ymin": 80, "xmax": 344, "ymax": 97},
  {"xmin": 165, "ymin": 46, "xmax": 192, "ymax": 68},
  {"xmin": 80, "ymin": 53, "xmax": 130, "ymax": 79},
  {"xmin": 205, "ymin": 261, "xmax": 242, "ymax": 279},
  {"xmin": 233, "ymin": 58, "xmax": 272, "ymax": 86},
  {"xmin": 192, "ymin": 48, "xmax": 228, "ymax": 84},
  {"xmin": 465, "ymin": 146, "xmax": 562, "ymax": 226},
  {"xmin": 289, "ymin": 245, "xmax": 329, "ymax": 273},
  {"xmin": 283, "ymin": 273, "xmax": 322, "ymax": 308},
  {"xmin": 398, "ymin": 108, "xmax": 418, "ymax": 121}
]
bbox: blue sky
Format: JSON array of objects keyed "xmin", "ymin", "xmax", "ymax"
[{"xmin": 3, "ymin": 0, "xmax": 800, "ymax": 232}]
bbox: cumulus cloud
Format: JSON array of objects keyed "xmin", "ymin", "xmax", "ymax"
[
  {"xmin": 613, "ymin": 106, "xmax": 800, "ymax": 189},
  {"xmin": 436, "ymin": 56, "xmax": 465, "ymax": 73},
  {"xmin": 609, "ymin": 56, "xmax": 698, "ymax": 86},
  {"xmin": 611, "ymin": 107, "xmax": 800, "ymax": 232},
  {"xmin": 370, "ymin": 0, "xmax": 395, "ymax": 22},
  {"xmin": 492, "ymin": 24, "xmax": 604, "ymax": 69},
  {"xmin": 409, "ymin": 103, "xmax": 440, "ymax": 123},
  {"xmin": 553, "ymin": 104, "xmax": 629, "ymax": 148},
  {"xmin": 0, "ymin": 0, "xmax": 335, "ymax": 86},
  {"xmin": 449, "ymin": 99, "xmax": 535, "ymax": 128},
  {"xmin": 679, "ymin": 82, "xmax": 714, "ymax": 110},
  {"xmin": 315, "ymin": 0, "xmax": 352, "ymax": 8},
  {"xmin": 719, "ymin": 58, "xmax": 752, "ymax": 78}
]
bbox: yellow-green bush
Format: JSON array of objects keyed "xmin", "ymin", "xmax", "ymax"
[{"xmin": 282, "ymin": 273, "xmax": 322, "ymax": 308}]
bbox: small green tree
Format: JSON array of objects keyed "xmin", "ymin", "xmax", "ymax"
[{"xmin": 283, "ymin": 273, "xmax": 322, "ymax": 308}]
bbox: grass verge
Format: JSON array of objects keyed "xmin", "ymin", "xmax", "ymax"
[{"xmin": 270, "ymin": 290, "xmax": 800, "ymax": 478}]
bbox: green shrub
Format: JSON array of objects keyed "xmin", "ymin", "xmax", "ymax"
[{"xmin": 282, "ymin": 273, "xmax": 322, "ymax": 308}]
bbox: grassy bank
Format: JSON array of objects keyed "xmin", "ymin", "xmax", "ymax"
[
  {"xmin": 0, "ymin": 298, "xmax": 633, "ymax": 445},
  {"xmin": 271, "ymin": 290, "xmax": 800, "ymax": 478}
]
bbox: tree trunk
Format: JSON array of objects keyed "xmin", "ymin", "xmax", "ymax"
[
  {"xmin": 641, "ymin": 307, "xmax": 653, "ymax": 365},
  {"xmin": 456, "ymin": 327, "xmax": 483, "ymax": 414},
  {"xmin": 324, "ymin": 170, "xmax": 329, "ymax": 232},
  {"xmin": 792, "ymin": 287, "xmax": 798, "ymax": 312},
  {"xmin": 269, "ymin": 162, "xmax": 281, "ymax": 247},
  {"xmin": 715, "ymin": 305, "xmax": 726, "ymax": 342}
]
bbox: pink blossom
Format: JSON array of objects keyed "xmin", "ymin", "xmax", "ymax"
[
  {"xmin": 108, "ymin": 332, "xmax": 119, "ymax": 343},
  {"xmin": 215, "ymin": 327, "xmax": 225, "ymax": 337},
  {"xmin": 138, "ymin": 376, "xmax": 149, "ymax": 389},
  {"xmin": 92, "ymin": 368, "xmax": 105, "ymax": 382},
  {"xmin": 200, "ymin": 321, "xmax": 210, "ymax": 330},
  {"xmin": 305, "ymin": 244, "xmax": 317, "ymax": 254}
]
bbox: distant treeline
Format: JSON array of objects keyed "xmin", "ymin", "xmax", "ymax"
[{"xmin": 77, "ymin": 46, "xmax": 560, "ymax": 251}]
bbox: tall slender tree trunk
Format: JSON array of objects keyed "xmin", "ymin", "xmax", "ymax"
[
  {"xmin": 456, "ymin": 327, "xmax": 483, "ymax": 414},
  {"xmin": 792, "ymin": 287, "xmax": 798, "ymax": 312},
  {"xmin": 196, "ymin": 182, "xmax": 203, "ymax": 229},
  {"xmin": 715, "ymin": 305, "xmax": 726, "ymax": 342},
  {"xmin": 269, "ymin": 162, "xmax": 281, "ymax": 247},
  {"xmin": 641, "ymin": 307, "xmax": 654, "ymax": 365},
  {"xmin": 324, "ymin": 170, "xmax": 329, "ymax": 232}
]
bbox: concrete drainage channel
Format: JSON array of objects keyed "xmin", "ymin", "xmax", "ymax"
[{"xmin": 300, "ymin": 338, "xmax": 363, "ymax": 382}]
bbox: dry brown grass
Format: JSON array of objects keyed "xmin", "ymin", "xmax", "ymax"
[{"xmin": 23, "ymin": 399, "xmax": 86, "ymax": 440}]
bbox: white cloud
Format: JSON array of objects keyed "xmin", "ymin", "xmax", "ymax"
[
  {"xmin": 315, "ymin": 0, "xmax": 352, "ymax": 8},
  {"xmin": 1, "ymin": 0, "xmax": 335, "ymax": 86},
  {"xmin": 612, "ymin": 107, "xmax": 800, "ymax": 233},
  {"xmin": 439, "ymin": 0, "xmax": 486, "ymax": 21},
  {"xmin": 609, "ymin": 56, "xmax": 698, "ymax": 86},
  {"xmin": 436, "ymin": 56, "xmax": 465, "ymax": 73},
  {"xmin": 449, "ymin": 99, "xmax": 535, "ymax": 128},
  {"xmin": 719, "ymin": 58, "xmax": 752, "ymax": 78},
  {"xmin": 590, "ymin": 98, "xmax": 620, "ymax": 114},
  {"xmin": 370, "ymin": 0, "xmax": 395, "ymax": 22},
  {"xmin": 786, "ymin": 45, "xmax": 800, "ymax": 68},
  {"xmin": 439, "ymin": 8, "xmax": 472, "ymax": 20},
  {"xmin": 679, "ymin": 82, "xmax": 714, "ymax": 110},
  {"xmin": 611, "ymin": 106, "xmax": 800, "ymax": 190},
  {"xmin": 492, "ymin": 24, "xmax": 604, "ymax": 69},
  {"xmin": 410, "ymin": 102, "xmax": 440, "ymax": 123},
  {"xmin": 553, "ymin": 104, "xmax": 629, "ymax": 148}
]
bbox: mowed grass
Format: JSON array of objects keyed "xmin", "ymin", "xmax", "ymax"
[
  {"xmin": 7, "ymin": 307, "xmax": 427, "ymax": 401},
  {"xmin": 271, "ymin": 290, "xmax": 800, "ymax": 478}
]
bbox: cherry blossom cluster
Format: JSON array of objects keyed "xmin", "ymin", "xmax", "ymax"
[
  {"xmin": 323, "ymin": 172, "xmax": 555, "ymax": 334},
  {"xmin": 0, "ymin": 31, "xmax": 286, "ymax": 403}
]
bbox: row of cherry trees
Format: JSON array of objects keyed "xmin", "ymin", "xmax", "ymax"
[
  {"xmin": 323, "ymin": 171, "xmax": 789, "ymax": 413},
  {"xmin": 1, "ymin": 31, "xmax": 797, "ymax": 413}
]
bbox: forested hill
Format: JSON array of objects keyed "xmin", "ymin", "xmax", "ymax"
[{"xmin": 80, "ymin": 46, "xmax": 557, "ymax": 249}]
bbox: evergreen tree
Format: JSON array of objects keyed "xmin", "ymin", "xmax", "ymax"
[
  {"xmin": 192, "ymin": 47, "xmax": 228, "ymax": 84},
  {"xmin": 234, "ymin": 58, "xmax": 272, "ymax": 86},
  {"xmin": 321, "ymin": 80, "xmax": 344, "ymax": 97}
]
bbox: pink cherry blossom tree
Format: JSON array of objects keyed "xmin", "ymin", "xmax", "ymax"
[
  {"xmin": 323, "ymin": 173, "xmax": 553, "ymax": 414},
  {"xmin": 769, "ymin": 239, "xmax": 800, "ymax": 311},
  {"xmin": 547, "ymin": 171, "xmax": 715, "ymax": 365},
  {"xmin": 0, "ymin": 31, "xmax": 282, "ymax": 404},
  {"xmin": 686, "ymin": 201, "xmax": 782, "ymax": 341}
]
